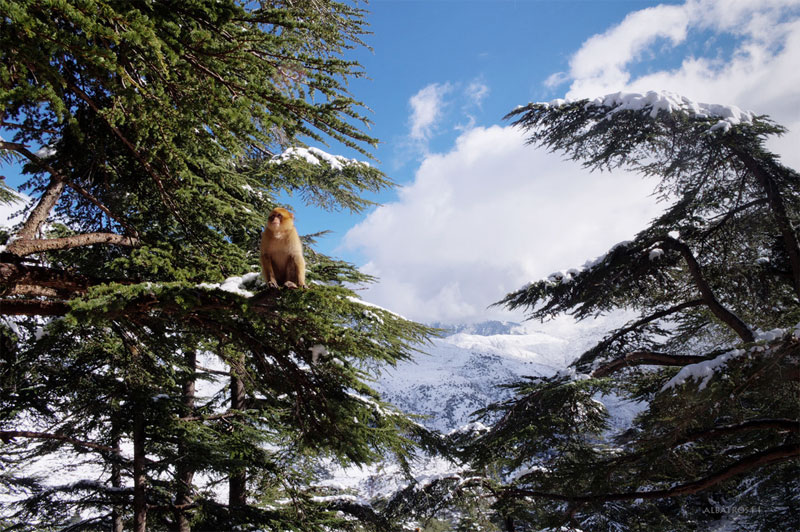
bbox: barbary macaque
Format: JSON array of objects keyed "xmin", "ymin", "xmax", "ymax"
[{"xmin": 260, "ymin": 207, "xmax": 306, "ymax": 289}]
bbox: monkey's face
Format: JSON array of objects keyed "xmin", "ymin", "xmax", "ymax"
[{"xmin": 267, "ymin": 208, "xmax": 294, "ymax": 231}]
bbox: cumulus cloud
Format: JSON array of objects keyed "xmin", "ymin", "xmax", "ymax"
[{"xmin": 344, "ymin": 126, "xmax": 659, "ymax": 324}]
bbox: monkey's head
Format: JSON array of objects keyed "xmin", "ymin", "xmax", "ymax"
[{"xmin": 267, "ymin": 207, "xmax": 295, "ymax": 232}]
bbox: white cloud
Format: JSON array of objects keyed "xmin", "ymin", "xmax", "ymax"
[
  {"xmin": 465, "ymin": 80, "xmax": 489, "ymax": 108},
  {"xmin": 344, "ymin": 126, "xmax": 659, "ymax": 324},
  {"xmin": 408, "ymin": 83, "xmax": 452, "ymax": 142},
  {"xmin": 568, "ymin": 3, "xmax": 690, "ymax": 88}
]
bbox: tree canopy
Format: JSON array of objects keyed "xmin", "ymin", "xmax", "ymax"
[
  {"xmin": 0, "ymin": 2, "xmax": 435, "ymax": 530},
  {"xmin": 386, "ymin": 91, "xmax": 799, "ymax": 531},
  {"xmin": 472, "ymin": 91, "xmax": 800, "ymax": 531}
]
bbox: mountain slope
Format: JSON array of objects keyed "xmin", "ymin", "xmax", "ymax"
[{"xmin": 376, "ymin": 315, "xmax": 630, "ymax": 433}]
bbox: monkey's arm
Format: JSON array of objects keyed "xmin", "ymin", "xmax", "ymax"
[{"xmin": 260, "ymin": 245, "xmax": 279, "ymax": 288}]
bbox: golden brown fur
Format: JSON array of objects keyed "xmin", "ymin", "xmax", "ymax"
[{"xmin": 260, "ymin": 207, "xmax": 306, "ymax": 289}]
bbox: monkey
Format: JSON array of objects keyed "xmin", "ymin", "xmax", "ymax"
[{"xmin": 260, "ymin": 207, "xmax": 306, "ymax": 289}]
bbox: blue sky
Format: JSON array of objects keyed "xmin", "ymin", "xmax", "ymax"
[
  {"xmin": 288, "ymin": 0, "xmax": 688, "ymax": 258},
  {"xmin": 4, "ymin": 0, "xmax": 800, "ymax": 325}
]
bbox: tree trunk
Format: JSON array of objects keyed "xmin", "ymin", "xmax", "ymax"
[
  {"xmin": 734, "ymin": 148, "xmax": 800, "ymax": 297},
  {"xmin": 174, "ymin": 351, "xmax": 197, "ymax": 532},
  {"xmin": 110, "ymin": 426, "xmax": 124, "ymax": 532},
  {"xmin": 133, "ymin": 410, "xmax": 147, "ymax": 532},
  {"xmin": 229, "ymin": 355, "xmax": 247, "ymax": 507}
]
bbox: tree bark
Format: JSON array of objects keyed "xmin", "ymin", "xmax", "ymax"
[
  {"xmin": 133, "ymin": 410, "xmax": 147, "ymax": 532},
  {"xmin": 8, "ymin": 233, "xmax": 139, "ymax": 257},
  {"xmin": 662, "ymin": 237, "xmax": 755, "ymax": 343},
  {"xmin": 0, "ymin": 261, "xmax": 99, "ymax": 295},
  {"xmin": 229, "ymin": 355, "xmax": 247, "ymax": 508},
  {"xmin": 110, "ymin": 428, "xmax": 124, "ymax": 532},
  {"xmin": 0, "ymin": 142, "xmax": 66, "ymax": 251},
  {"xmin": 174, "ymin": 351, "xmax": 197, "ymax": 532},
  {"xmin": 733, "ymin": 148, "xmax": 800, "ymax": 297}
]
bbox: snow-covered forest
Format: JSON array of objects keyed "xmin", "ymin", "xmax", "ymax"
[{"xmin": 1, "ymin": 1, "xmax": 798, "ymax": 531}]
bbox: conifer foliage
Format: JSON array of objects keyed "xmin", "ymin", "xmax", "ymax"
[
  {"xmin": 0, "ymin": 1, "xmax": 432, "ymax": 530},
  {"xmin": 464, "ymin": 92, "xmax": 800, "ymax": 531}
]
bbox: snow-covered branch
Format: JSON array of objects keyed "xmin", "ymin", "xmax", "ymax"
[{"xmin": 591, "ymin": 350, "xmax": 710, "ymax": 378}]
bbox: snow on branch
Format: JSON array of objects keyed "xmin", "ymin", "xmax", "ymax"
[
  {"xmin": 539, "ymin": 90, "xmax": 756, "ymax": 133},
  {"xmin": 661, "ymin": 327, "xmax": 793, "ymax": 392},
  {"xmin": 271, "ymin": 146, "xmax": 370, "ymax": 171}
]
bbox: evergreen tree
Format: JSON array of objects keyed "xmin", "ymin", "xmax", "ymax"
[
  {"xmin": 0, "ymin": 1, "xmax": 434, "ymax": 530},
  {"xmin": 462, "ymin": 92, "xmax": 800, "ymax": 531}
]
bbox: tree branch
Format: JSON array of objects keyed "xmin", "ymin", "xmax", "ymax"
[
  {"xmin": 8, "ymin": 232, "xmax": 140, "ymax": 256},
  {"xmin": 510, "ymin": 443, "xmax": 800, "ymax": 503},
  {"xmin": 579, "ymin": 299, "xmax": 704, "ymax": 369},
  {"xmin": 732, "ymin": 148, "xmax": 800, "ymax": 297},
  {"xmin": 0, "ymin": 261, "xmax": 95, "ymax": 294},
  {"xmin": 2, "ymin": 140, "xmax": 138, "ymax": 237},
  {"xmin": 661, "ymin": 237, "xmax": 754, "ymax": 343},
  {"xmin": 0, "ymin": 142, "xmax": 66, "ymax": 249},
  {"xmin": 178, "ymin": 410, "xmax": 245, "ymax": 422},
  {"xmin": 0, "ymin": 298, "xmax": 70, "ymax": 316},
  {"xmin": 0, "ymin": 430, "xmax": 122, "ymax": 455},
  {"xmin": 592, "ymin": 351, "xmax": 710, "ymax": 378},
  {"xmin": 64, "ymin": 79, "xmax": 183, "ymax": 222},
  {"xmin": 702, "ymin": 197, "xmax": 768, "ymax": 239},
  {"xmin": 676, "ymin": 419, "xmax": 799, "ymax": 446}
]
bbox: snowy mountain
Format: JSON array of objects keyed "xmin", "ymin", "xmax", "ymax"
[{"xmin": 375, "ymin": 315, "xmax": 631, "ymax": 433}]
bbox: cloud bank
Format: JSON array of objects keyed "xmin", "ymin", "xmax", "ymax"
[
  {"xmin": 346, "ymin": 0, "xmax": 800, "ymax": 324},
  {"xmin": 345, "ymin": 127, "xmax": 657, "ymax": 324}
]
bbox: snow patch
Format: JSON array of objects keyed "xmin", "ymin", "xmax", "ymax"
[
  {"xmin": 309, "ymin": 344, "xmax": 328, "ymax": 364},
  {"xmin": 661, "ymin": 348, "xmax": 748, "ymax": 392},
  {"xmin": 541, "ymin": 90, "xmax": 755, "ymax": 134},
  {"xmin": 198, "ymin": 272, "xmax": 261, "ymax": 298},
  {"xmin": 271, "ymin": 147, "xmax": 368, "ymax": 171}
]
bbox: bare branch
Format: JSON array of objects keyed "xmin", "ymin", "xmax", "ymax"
[
  {"xmin": 661, "ymin": 237, "xmax": 754, "ymax": 343},
  {"xmin": 8, "ymin": 233, "xmax": 140, "ymax": 256},
  {"xmin": 0, "ymin": 430, "xmax": 122, "ymax": 455}
]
